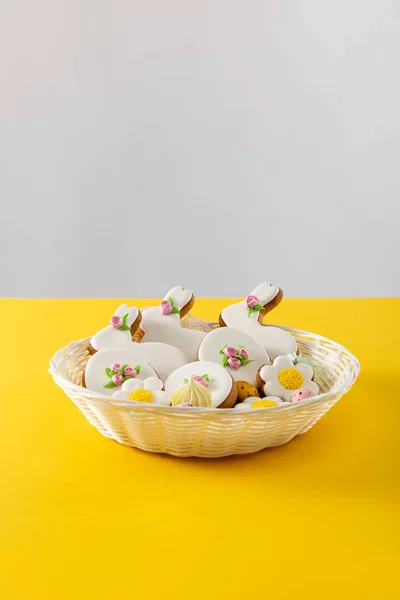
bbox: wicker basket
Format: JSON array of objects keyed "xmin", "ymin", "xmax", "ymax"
[{"xmin": 49, "ymin": 316, "xmax": 360, "ymax": 458}]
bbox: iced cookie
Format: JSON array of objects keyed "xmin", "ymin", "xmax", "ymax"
[
  {"xmin": 88, "ymin": 303, "xmax": 188, "ymax": 380},
  {"xmin": 126, "ymin": 343, "xmax": 187, "ymax": 382},
  {"xmin": 236, "ymin": 381, "xmax": 260, "ymax": 403},
  {"xmin": 83, "ymin": 348, "xmax": 157, "ymax": 396},
  {"xmin": 112, "ymin": 376, "xmax": 171, "ymax": 405},
  {"xmin": 290, "ymin": 388, "xmax": 317, "ymax": 403},
  {"xmin": 234, "ymin": 396, "xmax": 283, "ymax": 410},
  {"xmin": 170, "ymin": 377, "xmax": 213, "ymax": 408},
  {"xmin": 197, "ymin": 328, "xmax": 270, "ymax": 386},
  {"xmin": 139, "ymin": 286, "xmax": 206, "ymax": 362},
  {"xmin": 89, "ymin": 305, "xmax": 142, "ymax": 353},
  {"xmin": 219, "ymin": 282, "xmax": 297, "ymax": 359},
  {"xmin": 165, "ymin": 361, "xmax": 237, "ymax": 408},
  {"xmin": 257, "ymin": 355, "xmax": 319, "ymax": 402}
]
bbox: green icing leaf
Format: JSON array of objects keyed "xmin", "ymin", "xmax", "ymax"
[
  {"xmin": 237, "ymin": 345, "xmax": 244, "ymax": 349},
  {"xmin": 254, "ymin": 304, "xmax": 264, "ymax": 311},
  {"xmin": 202, "ymin": 374, "xmax": 210, "ymax": 381},
  {"xmin": 233, "ymin": 355, "xmax": 242, "ymax": 359},
  {"xmin": 103, "ymin": 380, "xmax": 116, "ymax": 388},
  {"xmin": 167, "ymin": 296, "xmax": 174, "ymax": 306},
  {"xmin": 296, "ymin": 356, "xmax": 314, "ymax": 368},
  {"xmin": 220, "ymin": 355, "xmax": 229, "ymax": 367},
  {"xmin": 218, "ymin": 344, "xmax": 228, "ymax": 354},
  {"xmin": 240, "ymin": 358, "xmax": 254, "ymax": 366},
  {"xmin": 118, "ymin": 369, "xmax": 124, "ymax": 374},
  {"xmin": 122, "ymin": 313, "xmax": 129, "ymax": 324},
  {"xmin": 124, "ymin": 375, "xmax": 131, "ymax": 381},
  {"xmin": 122, "ymin": 364, "xmax": 129, "ymax": 369},
  {"xmin": 119, "ymin": 324, "xmax": 130, "ymax": 331},
  {"xmin": 134, "ymin": 365, "xmax": 141, "ymax": 374},
  {"xmin": 248, "ymin": 307, "xmax": 254, "ymax": 317},
  {"xmin": 287, "ymin": 353, "xmax": 313, "ymax": 368},
  {"xmin": 183, "ymin": 378, "xmax": 188, "ymax": 383},
  {"xmin": 171, "ymin": 306, "xmax": 180, "ymax": 314},
  {"xmin": 104, "ymin": 367, "xmax": 113, "ymax": 377}
]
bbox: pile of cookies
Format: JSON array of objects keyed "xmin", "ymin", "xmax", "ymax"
[{"xmin": 82, "ymin": 283, "xmax": 320, "ymax": 410}]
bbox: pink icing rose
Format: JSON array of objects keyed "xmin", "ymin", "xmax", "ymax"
[
  {"xmin": 290, "ymin": 388, "xmax": 316, "ymax": 403},
  {"xmin": 160, "ymin": 300, "xmax": 173, "ymax": 315},
  {"xmin": 111, "ymin": 363, "xmax": 121, "ymax": 373},
  {"xmin": 124, "ymin": 367, "xmax": 137, "ymax": 378},
  {"xmin": 245, "ymin": 295, "xmax": 259, "ymax": 309},
  {"xmin": 223, "ymin": 346, "xmax": 238, "ymax": 358},
  {"xmin": 112, "ymin": 373, "xmax": 124, "ymax": 386},
  {"xmin": 110, "ymin": 315, "xmax": 124, "ymax": 329},
  {"xmin": 192, "ymin": 375, "xmax": 208, "ymax": 387},
  {"xmin": 228, "ymin": 356, "xmax": 241, "ymax": 369},
  {"xmin": 179, "ymin": 402, "xmax": 195, "ymax": 408},
  {"xmin": 237, "ymin": 347, "xmax": 249, "ymax": 359}
]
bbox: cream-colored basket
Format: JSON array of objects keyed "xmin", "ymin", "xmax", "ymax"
[{"xmin": 49, "ymin": 316, "xmax": 360, "ymax": 458}]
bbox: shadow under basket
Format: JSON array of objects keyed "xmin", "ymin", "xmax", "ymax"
[{"xmin": 49, "ymin": 317, "xmax": 360, "ymax": 458}]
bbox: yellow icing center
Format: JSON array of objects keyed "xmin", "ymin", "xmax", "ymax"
[
  {"xmin": 251, "ymin": 399, "xmax": 277, "ymax": 408},
  {"xmin": 129, "ymin": 389, "xmax": 153, "ymax": 403},
  {"xmin": 278, "ymin": 368, "xmax": 304, "ymax": 390}
]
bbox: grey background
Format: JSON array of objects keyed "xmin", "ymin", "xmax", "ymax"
[{"xmin": 1, "ymin": 0, "xmax": 399, "ymax": 298}]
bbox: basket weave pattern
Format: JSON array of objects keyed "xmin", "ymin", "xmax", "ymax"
[{"xmin": 49, "ymin": 316, "xmax": 359, "ymax": 458}]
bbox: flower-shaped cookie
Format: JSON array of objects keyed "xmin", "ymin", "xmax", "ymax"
[
  {"xmin": 258, "ymin": 355, "xmax": 319, "ymax": 402},
  {"xmin": 112, "ymin": 377, "xmax": 171, "ymax": 405},
  {"xmin": 234, "ymin": 396, "xmax": 283, "ymax": 410}
]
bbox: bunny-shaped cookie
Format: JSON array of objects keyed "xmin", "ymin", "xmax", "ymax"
[
  {"xmin": 219, "ymin": 282, "xmax": 297, "ymax": 359},
  {"xmin": 88, "ymin": 303, "xmax": 188, "ymax": 381},
  {"xmin": 89, "ymin": 304, "xmax": 141, "ymax": 354},
  {"xmin": 138, "ymin": 286, "xmax": 206, "ymax": 362}
]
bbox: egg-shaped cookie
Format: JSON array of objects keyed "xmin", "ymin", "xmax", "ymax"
[
  {"xmin": 164, "ymin": 361, "xmax": 237, "ymax": 408},
  {"xmin": 197, "ymin": 328, "xmax": 270, "ymax": 386},
  {"xmin": 236, "ymin": 381, "xmax": 260, "ymax": 403}
]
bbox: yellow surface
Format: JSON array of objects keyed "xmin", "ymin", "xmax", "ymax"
[{"xmin": 1, "ymin": 298, "xmax": 399, "ymax": 599}]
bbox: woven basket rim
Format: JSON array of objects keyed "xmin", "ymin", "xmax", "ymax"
[{"xmin": 49, "ymin": 323, "xmax": 360, "ymax": 416}]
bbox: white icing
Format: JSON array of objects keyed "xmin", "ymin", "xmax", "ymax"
[
  {"xmin": 259, "ymin": 355, "xmax": 319, "ymax": 402},
  {"xmin": 84, "ymin": 348, "xmax": 157, "ymax": 396},
  {"xmin": 220, "ymin": 283, "xmax": 297, "ymax": 359},
  {"xmin": 129, "ymin": 342, "xmax": 187, "ymax": 382},
  {"xmin": 92, "ymin": 339, "xmax": 186, "ymax": 381},
  {"xmin": 91, "ymin": 304, "xmax": 139, "ymax": 350},
  {"xmin": 164, "ymin": 286, "xmax": 193, "ymax": 310},
  {"xmin": 90, "ymin": 302, "xmax": 188, "ymax": 379},
  {"xmin": 197, "ymin": 328, "xmax": 270, "ymax": 386},
  {"xmin": 250, "ymin": 282, "xmax": 280, "ymax": 305},
  {"xmin": 112, "ymin": 377, "xmax": 171, "ymax": 405},
  {"xmin": 140, "ymin": 288, "xmax": 205, "ymax": 363},
  {"xmin": 164, "ymin": 361, "xmax": 233, "ymax": 408}
]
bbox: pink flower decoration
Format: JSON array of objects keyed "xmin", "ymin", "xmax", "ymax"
[
  {"xmin": 228, "ymin": 356, "xmax": 241, "ymax": 369},
  {"xmin": 223, "ymin": 345, "xmax": 238, "ymax": 358},
  {"xmin": 124, "ymin": 367, "xmax": 137, "ymax": 377},
  {"xmin": 111, "ymin": 363, "xmax": 121, "ymax": 373},
  {"xmin": 160, "ymin": 300, "xmax": 173, "ymax": 315},
  {"xmin": 179, "ymin": 402, "xmax": 195, "ymax": 407},
  {"xmin": 110, "ymin": 315, "xmax": 123, "ymax": 329},
  {"xmin": 192, "ymin": 375, "xmax": 208, "ymax": 387},
  {"xmin": 112, "ymin": 373, "xmax": 124, "ymax": 386},
  {"xmin": 245, "ymin": 295, "xmax": 259, "ymax": 309},
  {"xmin": 237, "ymin": 347, "xmax": 249, "ymax": 359}
]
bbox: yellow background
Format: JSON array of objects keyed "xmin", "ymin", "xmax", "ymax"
[{"xmin": 1, "ymin": 298, "xmax": 399, "ymax": 599}]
